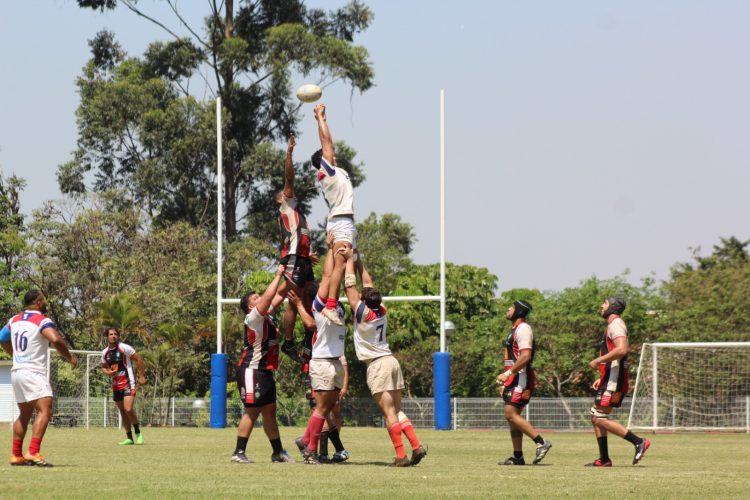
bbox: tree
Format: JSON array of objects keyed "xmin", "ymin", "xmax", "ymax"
[
  {"xmin": 0, "ymin": 171, "xmax": 26, "ymax": 322},
  {"xmin": 355, "ymin": 212, "xmax": 415, "ymax": 295},
  {"xmin": 70, "ymin": 0, "xmax": 375, "ymax": 239}
]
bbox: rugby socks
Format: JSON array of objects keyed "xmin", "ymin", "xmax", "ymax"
[
  {"xmin": 533, "ymin": 434, "xmax": 545, "ymax": 446},
  {"xmin": 28, "ymin": 437, "xmax": 42, "ymax": 455},
  {"xmin": 270, "ymin": 438, "xmax": 283, "ymax": 454},
  {"xmin": 319, "ymin": 431, "xmax": 330, "ymax": 456},
  {"xmin": 133, "ymin": 424, "xmax": 141, "ymax": 435},
  {"xmin": 12, "ymin": 438, "xmax": 23, "ymax": 457},
  {"xmin": 624, "ymin": 431, "xmax": 642, "ymax": 446},
  {"xmin": 328, "ymin": 427, "xmax": 345, "ymax": 453},
  {"xmin": 387, "ymin": 422, "xmax": 407, "ymax": 459},
  {"xmin": 126, "ymin": 431, "xmax": 133, "ymax": 441},
  {"xmin": 597, "ymin": 436, "xmax": 610, "ymax": 462},
  {"xmin": 397, "ymin": 412, "xmax": 421, "ymax": 449},
  {"xmin": 235, "ymin": 436, "xmax": 249, "ymax": 454},
  {"xmin": 306, "ymin": 413, "xmax": 327, "ymax": 453},
  {"xmin": 326, "ymin": 298, "xmax": 337, "ymax": 310}
]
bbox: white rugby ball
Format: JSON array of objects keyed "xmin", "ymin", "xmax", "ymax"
[{"xmin": 296, "ymin": 84, "xmax": 322, "ymax": 103}]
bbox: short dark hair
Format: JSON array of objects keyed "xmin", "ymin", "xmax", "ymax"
[
  {"xmin": 23, "ymin": 289, "xmax": 43, "ymax": 307},
  {"xmin": 311, "ymin": 149, "xmax": 323, "ymax": 169},
  {"xmin": 361, "ymin": 287, "xmax": 382, "ymax": 310},
  {"xmin": 103, "ymin": 327, "xmax": 120, "ymax": 337},
  {"xmin": 240, "ymin": 292, "xmax": 254, "ymax": 314}
]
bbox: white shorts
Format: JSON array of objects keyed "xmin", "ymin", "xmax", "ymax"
[
  {"xmin": 326, "ymin": 216, "xmax": 357, "ymax": 248},
  {"xmin": 309, "ymin": 358, "xmax": 345, "ymax": 391},
  {"xmin": 11, "ymin": 369, "xmax": 53, "ymax": 403}
]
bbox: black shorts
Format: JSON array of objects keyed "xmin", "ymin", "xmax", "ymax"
[
  {"xmin": 237, "ymin": 366, "xmax": 276, "ymax": 408},
  {"xmin": 113, "ymin": 388, "xmax": 136, "ymax": 402},
  {"xmin": 502, "ymin": 385, "xmax": 532, "ymax": 409},
  {"xmin": 280, "ymin": 255, "xmax": 314, "ymax": 289}
]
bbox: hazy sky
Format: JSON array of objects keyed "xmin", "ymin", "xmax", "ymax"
[{"xmin": 1, "ymin": 1, "xmax": 749, "ymax": 293}]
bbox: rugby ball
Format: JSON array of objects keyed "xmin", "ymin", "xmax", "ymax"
[{"xmin": 296, "ymin": 84, "xmax": 322, "ymax": 103}]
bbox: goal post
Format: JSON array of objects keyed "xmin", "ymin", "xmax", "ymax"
[
  {"xmin": 48, "ymin": 349, "xmax": 108, "ymax": 428},
  {"xmin": 627, "ymin": 342, "xmax": 750, "ymax": 432}
]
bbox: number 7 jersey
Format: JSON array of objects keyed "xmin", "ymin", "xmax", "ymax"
[{"xmin": 352, "ymin": 301, "xmax": 390, "ymax": 361}]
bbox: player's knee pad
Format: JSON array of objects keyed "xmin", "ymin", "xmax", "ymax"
[
  {"xmin": 344, "ymin": 273, "xmax": 357, "ymax": 288},
  {"xmin": 590, "ymin": 406, "xmax": 609, "ymax": 419}
]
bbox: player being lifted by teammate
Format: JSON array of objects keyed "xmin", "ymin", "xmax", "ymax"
[
  {"xmin": 587, "ymin": 297, "xmax": 649, "ymax": 467},
  {"xmin": 231, "ymin": 266, "xmax": 294, "ymax": 464},
  {"xmin": 495, "ymin": 300, "xmax": 552, "ymax": 465},
  {"xmin": 341, "ymin": 246, "xmax": 427, "ymax": 467},
  {"xmin": 0, "ymin": 290, "xmax": 78, "ymax": 467},
  {"xmin": 292, "ymin": 234, "xmax": 348, "ymax": 464},
  {"xmin": 311, "ymin": 103, "xmax": 356, "ymax": 327},
  {"xmin": 100, "ymin": 327, "xmax": 146, "ymax": 445}
]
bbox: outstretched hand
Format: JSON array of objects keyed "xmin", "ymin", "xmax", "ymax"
[
  {"xmin": 287, "ymin": 133, "xmax": 296, "ymax": 151},
  {"xmin": 314, "ymin": 103, "xmax": 326, "ymax": 120},
  {"xmin": 287, "ymin": 289, "xmax": 302, "ymax": 306},
  {"xmin": 326, "ymin": 231, "xmax": 335, "ymax": 249}
]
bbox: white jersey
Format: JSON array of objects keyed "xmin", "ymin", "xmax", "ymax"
[
  {"xmin": 317, "ymin": 157, "xmax": 354, "ymax": 219},
  {"xmin": 6, "ymin": 310, "xmax": 56, "ymax": 374},
  {"xmin": 311, "ymin": 295, "xmax": 345, "ymax": 358},
  {"xmin": 352, "ymin": 301, "xmax": 391, "ymax": 361}
]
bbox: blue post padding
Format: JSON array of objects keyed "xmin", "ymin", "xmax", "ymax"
[
  {"xmin": 210, "ymin": 353, "xmax": 228, "ymax": 428},
  {"xmin": 433, "ymin": 352, "xmax": 451, "ymax": 430}
]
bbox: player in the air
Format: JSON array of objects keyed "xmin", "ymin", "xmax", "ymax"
[
  {"xmin": 288, "ymin": 285, "xmax": 349, "ymax": 464},
  {"xmin": 586, "ymin": 297, "xmax": 650, "ymax": 467},
  {"xmin": 0, "ymin": 290, "xmax": 78, "ymax": 467},
  {"xmin": 310, "ymin": 103, "xmax": 356, "ymax": 326},
  {"xmin": 495, "ymin": 300, "xmax": 552, "ymax": 465},
  {"xmin": 231, "ymin": 265, "xmax": 294, "ymax": 464},
  {"xmin": 270, "ymin": 133, "xmax": 315, "ymax": 361},
  {"xmin": 100, "ymin": 327, "xmax": 147, "ymax": 445},
  {"xmin": 341, "ymin": 247, "xmax": 427, "ymax": 467},
  {"xmin": 292, "ymin": 234, "xmax": 348, "ymax": 464}
]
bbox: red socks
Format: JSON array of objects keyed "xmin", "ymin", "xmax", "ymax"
[
  {"xmin": 399, "ymin": 415, "xmax": 421, "ymax": 449},
  {"xmin": 305, "ymin": 413, "xmax": 326, "ymax": 453},
  {"xmin": 12, "ymin": 438, "xmax": 23, "ymax": 457},
  {"xmin": 387, "ymin": 422, "xmax": 406, "ymax": 459},
  {"xmin": 326, "ymin": 298, "xmax": 337, "ymax": 310},
  {"xmin": 29, "ymin": 437, "xmax": 42, "ymax": 455}
]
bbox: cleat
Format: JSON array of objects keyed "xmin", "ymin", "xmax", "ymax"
[
  {"xmin": 633, "ymin": 439, "xmax": 650, "ymax": 465},
  {"xmin": 584, "ymin": 458, "xmax": 613, "ymax": 467},
  {"xmin": 23, "ymin": 453, "xmax": 53, "ymax": 467},
  {"xmin": 318, "ymin": 454, "xmax": 331, "ymax": 464},
  {"xmin": 281, "ymin": 340, "xmax": 303, "ymax": 364},
  {"xmin": 136, "ymin": 433, "xmax": 144, "ymax": 445},
  {"xmin": 410, "ymin": 445, "xmax": 428, "ymax": 466},
  {"xmin": 302, "ymin": 451, "xmax": 320, "ymax": 465},
  {"xmin": 9, "ymin": 455, "xmax": 31, "ymax": 466},
  {"xmin": 271, "ymin": 450, "xmax": 295, "ymax": 463},
  {"xmin": 321, "ymin": 307, "xmax": 343, "ymax": 326},
  {"xmin": 533, "ymin": 440, "xmax": 552, "ymax": 465},
  {"xmin": 230, "ymin": 452, "xmax": 252, "ymax": 464},
  {"xmin": 118, "ymin": 438, "xmax": 134, "ymax": 446},
  {"xmin": 294, "ymin": 437, "xmax": 307, "ymax": 456},
  {"xmin": 389, "ymin": 456, "xmax": 412, "ymax": 467},
  {"xmin": 499, "ymin": 456, "xmax": 525, "ymax": 465},
  {"xmin": 331, "ymin": 449, "xmax": 350, "ymax": 463}
]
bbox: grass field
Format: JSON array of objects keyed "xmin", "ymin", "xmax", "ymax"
[{"xmin": 2, "ymin": 425, "xmax": 749, "ymax": 498}]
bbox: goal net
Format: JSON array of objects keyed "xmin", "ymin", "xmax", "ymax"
[
  {"xmin": 627, "ymin": 342, "xmax": 750, "ymax": 432},
  {"xmin": 48, "ymin": 349, "xmax": 116, "ymax": 428}
]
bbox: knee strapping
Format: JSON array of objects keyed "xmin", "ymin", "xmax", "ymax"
[
  {"xmin": 590, "ymin": 406, "xmax": 610, "ymax": 419},
  {"xmin": 344, "ymin": 273, "xmax": 356, "ymax": 288},
  {"xmin": 397, "ymin": 411, "xmax": 407, "ymax": 422}
]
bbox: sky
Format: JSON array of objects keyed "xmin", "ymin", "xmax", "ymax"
[{"xmin": 1, "ymin": 0, "xmax": 749, "ymax": 294}]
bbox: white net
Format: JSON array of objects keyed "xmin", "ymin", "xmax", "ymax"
[{"xmin": 627, "ymin": 343, "xmax": 750, "ymax": 431}]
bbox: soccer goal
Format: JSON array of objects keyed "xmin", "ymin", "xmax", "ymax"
[{"xmin": 627, "ymin": 342, "xmax": 750, "ymax": 432}]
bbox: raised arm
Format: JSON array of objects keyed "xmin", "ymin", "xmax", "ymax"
[
  {"xmin": 314, "ymin": 104, "xmax": 335, "ymax": 165},
  {"xmin": 256, "ymin": 265, "xmax": 286, "ymax": 316},
  {"xmin": 360, "ymin": 259, "xmax": 374, "ymax": 288},
  {"xmin": 283, "ymin": 133, "xmax": 296, "ymax": 199},
  {"xmin": 318, "ymin": 232, "xmax": 336, "ymax": 296},
  {"xmin": 288, "ymin": 290, "xmax": 316, "ymax": 331},
  {"xmin": 343, "ymin": 248, "xmax": 361, "ymax": 310}
]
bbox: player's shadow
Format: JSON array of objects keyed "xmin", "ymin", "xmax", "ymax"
[{"xmin": 345, "ymin": 460, "xmax": 392, "ymax": 466}]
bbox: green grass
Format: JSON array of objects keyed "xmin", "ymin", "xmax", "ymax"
[{"xmin": 2, "ymin": 425, "xmax": 749, "ymax": 498}]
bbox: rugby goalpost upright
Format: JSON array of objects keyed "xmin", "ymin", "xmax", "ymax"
[{"xmin": 211, "ymin": 93, "xmax": 451, "ymax": 429}]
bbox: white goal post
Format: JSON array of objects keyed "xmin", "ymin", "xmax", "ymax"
[{"xmin": 627, "ymin": 342, "xmax": 750, "ymax": 432}]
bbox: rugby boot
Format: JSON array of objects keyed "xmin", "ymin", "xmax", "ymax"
[
  {"xmin": 294, "ymin": 436, "xmax": 308, "ymax": 456},
  {"xmin": 230, "ymin": 452, "xmax": 252, "ymax": 464},
  {"xmin": 318, "ymin": 454, "xmax": 332, "ymax": 464},
  {"xmin": 533, "ymin": 440, "xmax": 552, "ymax": 464},
  {"xmin": 271, "ymin": 450, "xmax": 295, "ymax": 463},
  {"xmin": 321, "ymin": 307, "xmax": 343, "ymax": 326},
  {"xmin": 9, "ymin": 455, "xmax": 30, "ymax": 466},
  {"xmin": 302, "ymin": 450, "xmax": 321, "ymax": 464},
  {"xmin": 389, "ymin": 456, "xmax": 411, "ymax": 467},
  {"xmin": 118, "ymin": 438, "xmax": 134, "ymax": 445},
  {"xmin": 331, "ymin": 449, "xmax": 350, "ymax": 463},
  {"xmin": 584, "ymin": 458, "xmax": 612, "ymax": 467},
  {"xmin": 23, "ymin": 453, "xmax": 53, "ymax": 467},
  {"xmin": 136, "ymin": 433, "xmax": 144, "ymax": 445},
  {"xmin": 499, "ymin": 456, "xmax": 525, "ymax": 465},
  {"xmin": 410, "ymin": 445, "xmax": 428, "ymax": 466},
  {"xmin": 632, "ymin": 439, "xmax": 650, "ymax": 465}
]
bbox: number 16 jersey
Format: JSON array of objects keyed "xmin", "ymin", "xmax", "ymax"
[
  {"xmin": 6, "ymin": 310, "xmax": 56, "ymax": 374},
  {"xmin": 353, "ymin": 301, "xmax": 390, "ymax": 361}
]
